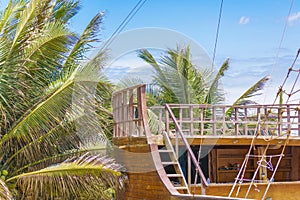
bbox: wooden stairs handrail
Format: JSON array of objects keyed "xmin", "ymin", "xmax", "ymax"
[{"xmin": 165, "ymin": 104, "xmax": 209, "ymax": 187}]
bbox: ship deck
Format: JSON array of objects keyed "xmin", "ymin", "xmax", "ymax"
[{"xmin": 112, "ymin": 84, "xmax": 300, "ymax": 200}]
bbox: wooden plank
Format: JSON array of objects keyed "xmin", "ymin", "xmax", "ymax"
[
  {"xmin": 291, "ymin": 147, "xmax": 299, "ymax": 181},
  {"xmin": 210, "ymin": 149, "xmax": 217, "ymax": 183}
]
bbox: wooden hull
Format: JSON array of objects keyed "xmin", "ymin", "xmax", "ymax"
[
  {"xmin": 113, "ymin": 137, "xmax": 244, "ymax": 200},
  {"xmin": 204, "ymin": 182, "xmax": 300, "ymax": 200},
  {"xmin": 113, "ymin": 136, "xmax": 300, "ymax": 200}
]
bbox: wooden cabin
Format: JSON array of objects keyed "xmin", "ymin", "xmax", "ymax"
[{"xmin": 112, "ymin": 84, "xmax": 300, "ymax": 200}]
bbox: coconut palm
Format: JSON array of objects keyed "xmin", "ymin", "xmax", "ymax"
[
  {"xmin": 138, "ymin": 46, "xmax": 269, "ymax": 106},
  {"xmin": 138, "ymin": 46, "xmax": 229, "ymax": 105},
  {"xmin": 0, "ymin": 0, "xmax": 124, "ymax": 199}
]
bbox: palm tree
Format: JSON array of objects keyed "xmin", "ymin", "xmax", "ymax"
[
  {"xmin": 138, "ymin": 46, "xmax": 269, "ymax": 106},
  {"xmin": 0, "ymin": 0, "xmax": 124, "ymax": 199},
  {"xmin": 138, "ymin": 46, "xmax": 228, "ymax": 105}
]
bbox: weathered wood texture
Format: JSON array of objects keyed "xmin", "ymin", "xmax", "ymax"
[
  {"xmin": 113, "ymin": 139, "xmax": 244, "ymax": 200},
  {"xmin": 197, "ymin": 181, "xmax": 300, "ymax": 200},
  {"xmin": 113, "ymin": 143, "xmax": 172, "ymax": 200}
]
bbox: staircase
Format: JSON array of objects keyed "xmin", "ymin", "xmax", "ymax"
[{"xmin": 158, "ymin": 132, "xmax": 190, "ymax": 194}]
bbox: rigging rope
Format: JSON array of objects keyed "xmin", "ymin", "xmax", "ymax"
[
  {"xmin": 100, "ymin": 0, "xmax": 147, "ymax": 51},
  {"xmin": 263, "ymin": 0, "xmax": 295, "ymax": 104},
  {"xmin": 211, "ymin": 0, "xmax": 224, "ymax": 68}
]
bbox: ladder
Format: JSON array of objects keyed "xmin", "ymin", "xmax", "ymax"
[
  {"xmin": 158, "ymin": 132, "xmax": 190, "ymax": 194},
  {"xmin": 228, "ymin": 131, "xmax": 290, "ymax": 199}
]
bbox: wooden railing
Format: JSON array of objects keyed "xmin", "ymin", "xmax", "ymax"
[
  {"xmin": 151, "ymin": 104, "xmax": 300, "ymax": 136},
  {"xmin": 112, "ymin": 84, "xmax": 300, "ymax": 138},
  {"xmin": 112, "ymin": 84, "xmax": 150, "ymax": 138}
]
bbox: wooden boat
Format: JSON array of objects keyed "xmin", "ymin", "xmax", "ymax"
[{"xmin": 112, "ymin": 84, "xmax": 300, "ymax": 200}]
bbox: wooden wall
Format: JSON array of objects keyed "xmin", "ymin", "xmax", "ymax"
[
  {"xmin": 113, "ymin": 139, "xmax": 174, "ymax": 200},
  {"xmin": 209, "ymin": 146, "xmax": 300, "ymax": 183},
  {"xmin": 112, "ymin": 138, "xmax": 239, "ymax": 200},
  {"xmin": 201, "ymin": 182, "xmax": 300, "ymax": 200}
]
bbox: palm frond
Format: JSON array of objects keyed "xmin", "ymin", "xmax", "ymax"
[
  {"xmin": 0, "ymin": 179, "xmax": 12, "ymax": 200},
  {"xmin": 11, "ymin": 0, "xmax": 39, "ymax": 49},
  {"xmin": 226, "ymin": 76, "xmax": 270, "ymax": 116},
  {"xmin": 205, "ymin": 58, "xmax": 229, "ymax": 104},
  {"xmin": 9, "ymin": 153, "xmax": 127, "ymax": 200},
  {"xmin": 62, "ymin": 11, "xmax": 104, "ymax": 77},
  {"xmin": 0, "ymin": 0, "xmax": 21, "ymax": 34},
  {"xmin": 52, "ymin": 0, "xmax": 80, "ymax": 23}
]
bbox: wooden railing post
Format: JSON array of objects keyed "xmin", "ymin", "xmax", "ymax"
[
  {"xmin": 190, "ymin": 105, "xmax": 194, "ymax": 136},
  {"xmin": 287, "ymin": 105, "xmax": 291, "ymax": 134},
  {"xmin": 234, "ymin": 107, "xmax": 238, "ymax": 135},
  {"xmin": 212, "ymin": 106, "xmax": 216, "ymax": 135}
]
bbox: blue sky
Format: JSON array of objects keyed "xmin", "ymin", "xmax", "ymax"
[
  {"xmin": 2, "ymin": 0, "xmax": 300, "ymax": 104},
  {"xmin": 70, "ymin": 0, "xmax": 300, "ymax": 104}
]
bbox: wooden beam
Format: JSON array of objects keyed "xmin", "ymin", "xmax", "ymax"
[
  {"xmin": 169, "ymin": 136, "xmax": 300, "ymax": 146},
  {"xmin": 291, "ymin": 146, "xmax": 299, "ymax": 181}
]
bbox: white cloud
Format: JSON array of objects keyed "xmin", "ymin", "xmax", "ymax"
[
  {"xmin": 239, "ymin": 16, "xmax": 250, "ymax": 25},
  {"xmin": 288, "ymin": 11, "xmax": 300, "ymax": 25}
]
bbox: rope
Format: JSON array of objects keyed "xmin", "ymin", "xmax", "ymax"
[
  {"xmin": 228, "ymin": 115, "xmax": 261, "ymax": 197},
  {"xmin": 229, "ymin": 2, "xmax": 297, "ymax": 196},
  {"xmin": 248, "ymin": 154, "xmax": 282, "ymax": 158},
  {"xmin": 211, "ymin": 0, "xmax": 224, "ymax": 68},
  {"xmin": 244, "ymin": 143, "xmax": 271, "ymax": 198},
  {"xmin": 272, "ymin": 49, "xmax": 300, "ymax": 105},
  {"xmin": 263, "ymin": 0, "xmax": 294, "ymax": 104},
  {"xmin": 100, "ymin": 0, "xmax": 147, "ymax": 51}
]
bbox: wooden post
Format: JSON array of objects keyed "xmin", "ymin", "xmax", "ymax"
[
  {"xmin": 158, "ymin": 107, "xmax": 163, "ymax": 134},
  {"xmin": 244, "ymin": 107, "xmax": 248, "ymax": 135},
  {"xmin": 257, "ymin": 146, "xmax": 267, "ymax": 180},
  {"xmin": 278, "ymin": 107, "xmax": 282, "ymax": 136},
  {"xmin": 190, "ymin": 105, "xmax": 194, "ymax": 136},
  {"xmin": 235, "ymin": 107, "xmax": 239, "ymax": 135},
  {"xmin": 212, "ymin": 106, "xmax": 216, "ymax": 135},
  {"xmin": 123, "ymin": 90, "xmax": 128, "ymax": 137},
  {"xmin": 287, "ymin": 105, "xmax": 291, "ymax": 135},
  {"xmin": 128, "ymin": 89, "xmax": 133, "ymax": 136},
  {"xmin": 200, "ymin": 108, "xmax": 204, "ymax": 135},
  {"xmin": 257, "ymin": 108, "xmax": 261, "ymax": 135},
  {"xmin": 166, "ymin": 108, "xmax": 169, "ymax": 134},
  {"xmin": 291, "ymin": 147, "xmax": 299, "ymax": 181},
  {"xmin": 188, "ymin": 152, "xmax": 191, "ymax": 189},
  {"xmin": 222, "ymin": 107, "xmax": 226, "ymax": 135}
]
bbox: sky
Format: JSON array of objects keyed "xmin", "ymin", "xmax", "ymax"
[{"xmin": 2, "ymin": 0, "xmax": 300, "ymax": 104}]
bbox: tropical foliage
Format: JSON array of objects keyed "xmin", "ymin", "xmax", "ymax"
[
  {"xmin": 138, "ymin": 46, "xmax": 269, "ymax": 107},
  {"xmin": 138, "ymin": 46, "xmax": 228, "ymax": 105},
  {"xmin": 0, "ymin": 0, "xmax": 124, "ymax": 199}
]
